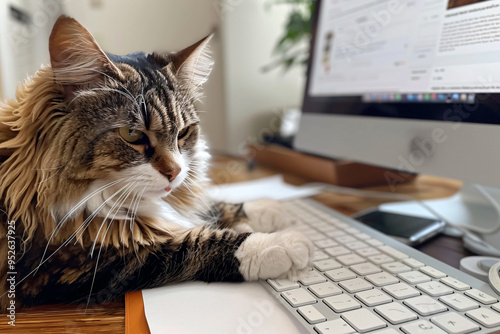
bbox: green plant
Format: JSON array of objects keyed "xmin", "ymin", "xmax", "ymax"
[{"xmin": 263, "ymin": 0, "xmax": 316, "ymax": 72}]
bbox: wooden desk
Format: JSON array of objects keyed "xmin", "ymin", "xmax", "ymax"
[{"xmin": 0, "ymin": 156, "xmax": 467, "ymax": 333}]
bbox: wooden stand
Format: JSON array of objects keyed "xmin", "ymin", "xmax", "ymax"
[{"xmin": 249, "ymin": 144, "xmax": 416, "ymax": 187}]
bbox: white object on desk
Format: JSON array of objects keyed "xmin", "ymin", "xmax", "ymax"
[
  {"xmin": 207, "ymin": 175, "xmax": 322, "ymax": 204},
  {"xmin": 142, "ymin": 281, "xmax": 306, "ymax": 334}
]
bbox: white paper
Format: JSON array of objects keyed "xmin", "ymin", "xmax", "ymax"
[
  {"xmin": 141, "ymin": 176, "xmax": 319, "ymax": 332},
  {"xmin": 142, "ymin": 281, "xmax": 306, "ymax": 334},
  {"xmin": 207, "ymin": 175, "xmax": 322, "ymax": 204}
]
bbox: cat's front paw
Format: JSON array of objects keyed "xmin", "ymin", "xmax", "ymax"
[
  {"xmin": 243, "ymin": 199, "xmax": 299, "ymax": 233},
  {"xmin": 235, "ymin": 230, "xmax": 313, "ymax": 281}
]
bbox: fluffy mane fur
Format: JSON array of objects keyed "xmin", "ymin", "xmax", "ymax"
[{"xmin": 0, "ymin": 65, "xmax": 210, "ymax": 251}]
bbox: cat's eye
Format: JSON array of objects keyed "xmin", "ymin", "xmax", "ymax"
[
  {"xmin": 177, "ymin": 126, "xmax": 190, "ymax": 140},
  {"xmin": 119, "ymin": 127, "xmax": 146, "ymax": 144}
]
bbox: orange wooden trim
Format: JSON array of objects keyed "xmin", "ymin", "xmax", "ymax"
[{"xmin": 125, "ymin": 291, "xmax": 150, "ymax": 334}]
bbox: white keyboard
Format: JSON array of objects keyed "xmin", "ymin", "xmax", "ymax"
[{"xmin": 261, "ymin": 199, "xmax": 500, "ymax": 334}]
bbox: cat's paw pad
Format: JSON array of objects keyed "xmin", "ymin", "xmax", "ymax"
[
  {"xmin": 235, "ymin": 230, "xmax": 313, "ymax": 281},
  {"xmin": 243, "ymin": 199, "xmax": 299, "ymax": 233}
]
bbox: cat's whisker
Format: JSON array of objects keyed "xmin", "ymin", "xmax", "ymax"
[
  {"xmin": 88, "ymin": 68, "xmax": 138, "ymax": 104},
  {"xmin": 119, "ymin": 181, "xmax": 146, "ymax": 248},
  {"xmin": 86, "ymin": 217, "xmax": 115, "ymax": 311},
  {"xmin": 88, "ymin": 87, "xmax": 141, "ymax": 111},
  {"xmin": 32, "ymin": 166, "xmax": 64, "ymax": 171},
  {"xmin": 20, "ymin": 180, "xmax": 134, "ymax": 287},
  {"xmin": 46, "ymin": 176, "xmax": 131, "ymax": 241},
  {"xmin": 130, "ymin": 181, "xmax": 151, "ymax": 260},
  {"xmin": 37, "ymin": 176, "xmax": 133, "ymax": 274},
  {"xmin": 37, "ymin": 165, "xmax": 63, "ymax": 187},
  {"xmin": 76, "ymin": 179, "xmax": 143, "ymax": 247},
  {"xmin": 89, "ymin": 180, "xmax": 138, "ymax": 257}
]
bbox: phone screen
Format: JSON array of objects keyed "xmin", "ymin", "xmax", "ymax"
[{"xmin": 355, "ymin": 211, "xmax": 443, "ymax": 238}]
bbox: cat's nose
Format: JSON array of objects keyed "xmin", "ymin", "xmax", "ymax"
[{"xmin": 165, "ymin": 166, "xmax": 181, "ymax": 182}]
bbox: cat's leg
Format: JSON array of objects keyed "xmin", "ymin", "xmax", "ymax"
[
  {"xmin": 206, "ymin": 200, "xmax": 299, "ymax": 233},
  {"xmin": 14, "ymin": 226, "xmax": 312, "ymax": 307},
  {"xmin": 129, "ymin": 226, "xmax": 313, "ymax": 285}
]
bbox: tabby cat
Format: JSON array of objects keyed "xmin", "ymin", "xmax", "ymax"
[{"xmin": 0, "ymin": 16, "xmax": 312, "ymax": 309}]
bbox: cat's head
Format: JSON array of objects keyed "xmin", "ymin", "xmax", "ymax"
[{"xmin": 1, "ymin": 16, "xmax": 213, "ymax": 245}]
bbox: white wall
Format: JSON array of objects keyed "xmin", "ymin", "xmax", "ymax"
[
  {"xmin": 0, "ymin": 0, "xmax": 63, "ymax": 99},
  {"xmin": 1, "ymin": 1, "xmax": 306, "ymax": 155},
  {"xmin": 220, "ymin": 0, "xmax": 305, "ymax": 155},
  {"xmin": 64, "ymin": 0, "xmax": 227, "ymax": 152}
]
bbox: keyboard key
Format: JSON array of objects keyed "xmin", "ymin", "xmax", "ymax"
[
  {"xmin": 356, "ymin": 247, "xmax": 381, "ymax": 257},
  {"xmin": 350, "ymin": 262, "xmax": 382, "ymax": 276},
  {"xmin": 314, "ymin": 259, "xmax": 342, "ymax": 272},
  {"xmin": 403, "ymin": 258, "xmax": 425, "ymax": 269},
  {"xmin": 309, "ymin": 281, "xmax": 342, "ymax": 298},
  {"xmin": 307, "ymin": 232, "xmax": 326, "ymax": 240},
  {"xmin": 314, "ymin": 319, "xmax": 355, "ymax": 334},
  {"xmin": 366, "ymin": 238, "xmax": 384, "ymax": 247},
  {"xmin": 345, "ymin": 241, "xmax": 369, "ymax": 250},
  {"xmin": 366, "ymin": 272, "xmax": 400, "ymax": 287},
  {"xmin": 375, "ymin": 302, "xmax": 418, "ymax": 324},
  {"xmin": 417, "ymin": 281, "xmax": 454, "ymax": 297},
  {"xmin": 420, "ymin": 266, "xmax": 447, "ymax": 279},
  {"xmin": 439, "ymin": 294, "xmax": 479, "ymax": 312},
  {"xmin": 341, "ymin": 308, "xmax": 387, "ymax": 333},
  {"xmin": 401, "ymin": 320, "xmax": 447, "ymax": 334},
  {"xmin": 369, "ymin": 254, "xmax": 395, "ymax": 265},
  {"xmin": 466, "ymin": 307, "xmax": 500, "ymax": 327},
  {"xmin": 297, "ymin": 305, "xmax": 326, "ymax": 324},
  {"xmin": 281, "ymin": 288, "xmax": 316, "ymax": 307},
  {"xmin": 379, "ymin": 245, "xmax": 409, "ymax": 260},
  {"xmin": 335, "ymin": 235, "xmax": 358, "ymax": 243},
  {"xmin": 267, "ymin": 279, "xmax": 299, "ymax": 291},
  {"xmin": 382, "ymin": 262, "xmax": 412, "ymax": 274},
  {"xmin": 344, "ymin": 227, "xmax": 360, "ymax": 234},
  {"xmin": 315, "ymin": 238, "xmax": 338, "ymax": 248},
  {"xmin": 464, "ymin": 288, "xmax": 498, "ymax": 305},
  {"xmin": 440, "ymin": 277, "xmax": 470, "ymax": 291},
  {"xmin": 299, "ymin": 270, "xmax": 327, "ymax": 285},
  {"xmin": 314, "ymin": 250, "xmax": 329, "ymax": 261},
  {"xmin": 493, "ymin": 302, "xmax": 500, "ymax": 312},
  {"xmin": 355, "ymin": 289, "xmax": 392, "ymax": 306},
  {"xmin": 327, "ymin": 230, "xmax": 346, "ymax": 238},
  {"xmin": 398, "ymin": 271, "xmax": 432, "ymax": 284},
  {"xmin": 383, "ymin": 283, "xmax": 420, "ymax": 300},
  {"xmin": 325, "ymin": 246, "xmax": 351, "ymax": 257},
  {"xmin": 405, "ymin": 295, "xmax": 448, "ymax": 316},
  {"xmin": 325, "ymin": 268, "xmax": 357, "ymax": 282},
  {"xmin": 322, "ymin": 225, "xmax": 338, "ymax": 233},
  {"xmin": 431, "ymin": 312, "xmax": 480, "ymax": 334},
  {"xmin": 373, "ymin": 330, "xmax": 400, "ymax": 334},
  {"xmin": 339, "ymin": 278, "xmax": 374, "ymax": 293},
  {"xmin": 315, "ymin": 222, "xmax": 333, "ymax": 230},
  {"xmin": 324, "ymin": 294, "xmax": 361, "ymax": 312},
  {"xmin": 356, "ymin": 233, "xmax": 371, "ymax": 240},
  {"xmin": 337, "ymin": 254, "xmax": 365, "ymax": 266}
]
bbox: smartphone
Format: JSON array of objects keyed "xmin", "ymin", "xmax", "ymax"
[{"xmin": 353, "ymin": 210, "xmax": 446, "ymax": 246}]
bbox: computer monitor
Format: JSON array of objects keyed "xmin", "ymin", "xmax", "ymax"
[{"xmin": 295, "ymin": 0, "xmax": 500, "ymax": 255}]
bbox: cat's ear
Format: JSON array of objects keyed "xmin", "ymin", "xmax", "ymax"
[
  {"xmin": 170, "ymin": 35, "xmax": 214, "ymax": 89},
  {"xmin": 49, "ymin": 15, "xmax": 122, "ymax": 98}
]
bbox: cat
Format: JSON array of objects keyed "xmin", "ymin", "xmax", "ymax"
[{"xmin": 0, "ymin": 16, "xmax": 312, "ymax": 309}]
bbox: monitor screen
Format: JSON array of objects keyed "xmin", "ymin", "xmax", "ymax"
[{"xmin": 303, "ymin": 0, "xmax": 500, "ymax": 124}]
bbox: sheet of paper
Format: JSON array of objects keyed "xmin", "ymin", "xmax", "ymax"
[
  {"xmin": 141, "ymin": 176, "xmax": 319, "ymax": 332},
  {"xmin": 207, "ymin": 175, "xmax": 322, "ymax": 203},
  {"xmin": 142, "ymin": 281, "xmax": 306, "ymax": 334}
]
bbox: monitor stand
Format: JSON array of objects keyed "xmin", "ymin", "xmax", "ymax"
[{"xmin": 379, "ymin": 183, "xmax": 500, "ymax": 256}]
